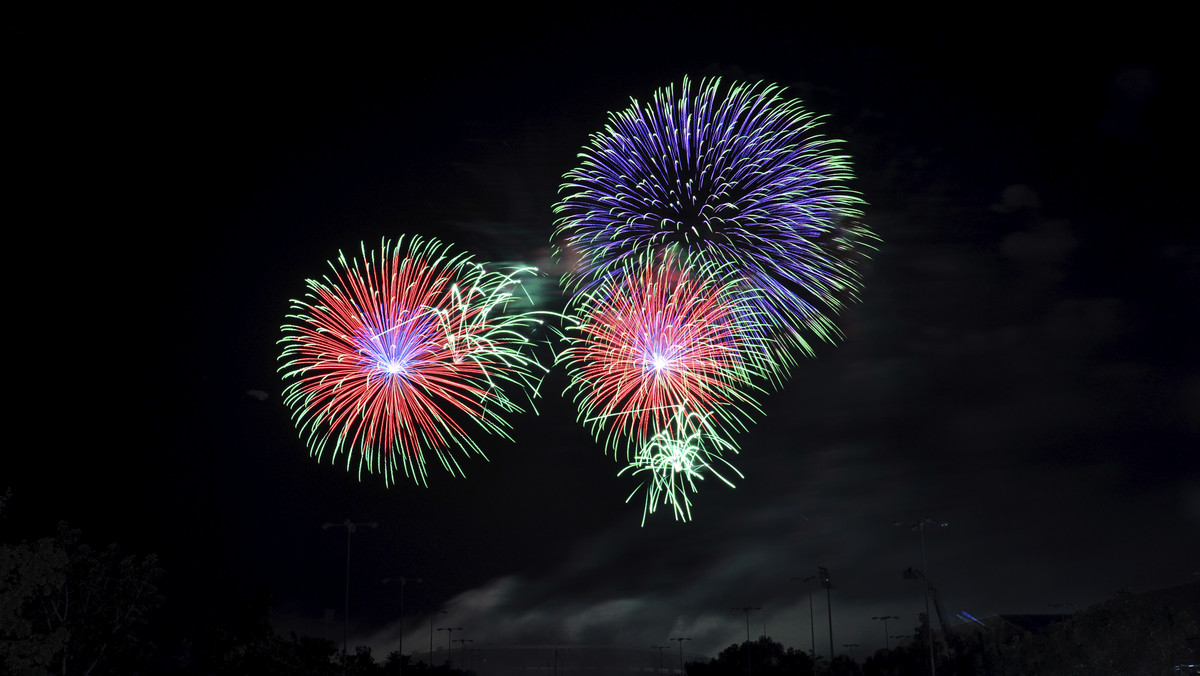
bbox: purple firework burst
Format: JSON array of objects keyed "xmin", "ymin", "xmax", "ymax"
[{"xmin": 553, "ymin": 76, "xmax": 874, "ymax": 379}]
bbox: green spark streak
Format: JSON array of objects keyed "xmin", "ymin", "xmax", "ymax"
[{"xmin": 618, "ymin": 405, "xmax": 744, "ymax": 526}]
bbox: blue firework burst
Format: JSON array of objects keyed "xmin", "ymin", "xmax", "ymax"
[{"xmin": 553, "ymin": 76, "xmax": 874, "ymax": 379}]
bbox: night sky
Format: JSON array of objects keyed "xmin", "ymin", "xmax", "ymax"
[{"xmin": 9, "ymin": 7, "xmax": 1198, "ymax": 667}]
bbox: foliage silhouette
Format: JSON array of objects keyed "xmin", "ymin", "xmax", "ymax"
[{"xmin": 0, "ymin": 522, "xmax": 165, "ymax": 675}]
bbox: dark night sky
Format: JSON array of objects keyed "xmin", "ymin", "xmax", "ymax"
[{"xmin": 8, "ymin": 6, "xmax": 1198, "ymax": 666}]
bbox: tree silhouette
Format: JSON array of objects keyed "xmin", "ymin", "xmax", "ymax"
[
  {"xmin": 687, "ymin": 637, "xmax": 817, "ymax": 676},
  {"xmin": 1028, "ymin": 588, "xmax": 1196, "ymax": 675},
  {"xmin": 0, "ymin": 522, "xmax": 165, "ymax": 675}
]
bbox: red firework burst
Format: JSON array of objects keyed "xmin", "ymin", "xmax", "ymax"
[
  {"xmin": 558, "ymin": 258, "xmax": 764, "ymax": 457},
  {"xmin": 279, "ymin": 237, "xmax": 545, "ymax": 485}
]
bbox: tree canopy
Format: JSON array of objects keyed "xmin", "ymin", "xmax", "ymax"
[{"xmin": 0, "ymin": 522, "xmax": 165, "ymax": 675}]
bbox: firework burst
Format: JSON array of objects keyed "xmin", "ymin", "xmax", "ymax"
[
  {"xmin": 619, "ymin": 405, "xmax": 743, "ymax": 526},
  {"xmin": 556, "ymin": 255, "xmax": 765, "ymax": 458},
  {"xmin": 553, "ymin": 76, "xmax": 873, "ymax": 378},
  {"xmin": 279, "ymin": 236, "xmax": 549, "ymax": 486}
]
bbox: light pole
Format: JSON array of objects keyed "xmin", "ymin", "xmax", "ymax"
[
  {"xmin": 429, "ymin": 610, "xmax": 447, "ymax": 666},
  {"xmin": 671, "ymin": 637, "xmax": 691, "ymax": 675},
  {"xmin": 873, "ymin": 615, "xmax": 898, "ymax": 650},
  {"xmin": 735, "ymin": 606, "xmax": 761, "ymax": 643},
  {"xmin": 791, "ymin": 575, "xmax": 818, "ymax": 658},
  {"xmin": 734, "ymin": 606, "xmax": 761, "ymax": 676},
  {"xmin": 383, "ymin": 576, "xmax": 422, "ymax": 674},
  {"xmin": 819, "ymin": 566, "xmax": 833, "ymax": 662},
  {"xmin": 651, "ymin": 646, "xmax": 668, "ymax": 675},
  {"xmin": 438, "ymin": 626, "xmax": 462, "ymax": 669},
  {"xmin": 453, "ymin": 638, "xmax": 473, "ymax": 670},
  {"xmin": 897, "ymin": 518, "xmax": 948, "ymax": 676},
  {"xmin": 322, "ymin": 519, "xmax": 377, "ymax": 667}
]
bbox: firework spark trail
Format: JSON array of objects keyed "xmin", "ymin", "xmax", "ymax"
[
  {"xmin": 279, "ymin": 236, "xmax": 550, "ymax": 486},
  {"xmin": 619, "ymin": 405, "xmax": 744, "ymax": 526},
  {"xmin": 556, "ymin": 256, "xmax": 766, "ymax": 460},
  {"xmin": 553, "ymin": 76, "xmax": 874, "ymax": 381}
]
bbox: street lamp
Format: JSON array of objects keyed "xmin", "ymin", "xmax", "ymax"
[
  {"xmin": 791, "ymin": 575, "xmax": 818, "ymax": 658},
  {"xmin": 872, "ymin": 615, "xmax": 898, "ymax": 650},
  {"xmin": 734, "ymin": 606, "xmax": 761, "ymax": 644},
  {"xmin": 671, "ymin": 637, "xmax": 691, "ymax": 675},
  {"xmin": 322, "ymin": 519, "xmax": 377, "ymax": 665},
  {"xmin": 818, "ymin": 566, "xmax": 834, "ymax": 661},
  {"xmin": 438, "ymin": 626, "xmax": 462, "ymax": 669},
  {"xmin": 383, "ymin": 575, "xmax": 422, "ymax": 674},
  {"xmin": 429, "ymin": 610, "xmax": 447, "ymax": 666},
  {"xmin": 453, "ymin": 638, "xmax": 473, "ymax": 670},
  {"xmin": 734, "ymin": 606, "xmax": 761, "ymax": 676},
  {"xmin": 896, "ymin": 518, "xmax": 948, "ymax": 676},
  {"xmin": 651, "ymin": 646, "xmax": 668, "ymax": 675}
]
